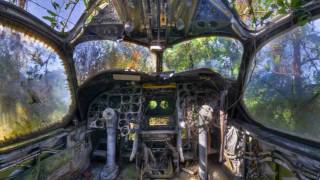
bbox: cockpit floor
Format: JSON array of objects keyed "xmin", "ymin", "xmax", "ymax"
[{"xmin": 85, "ymin": 158, "xmax": 232, "ymax": 180}]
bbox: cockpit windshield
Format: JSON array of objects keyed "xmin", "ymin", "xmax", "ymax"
[
  {"xmin": 163, "ymin": 37, "xmax": 243, "ymax": 79},
  {"xmin": 73, "ymin": 40, "xmax": 156, "ymax": 84}
]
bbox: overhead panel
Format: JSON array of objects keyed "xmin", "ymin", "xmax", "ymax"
[{"xmin": 74, "ymin": 0, "xmax": 244, "ymax": 46}]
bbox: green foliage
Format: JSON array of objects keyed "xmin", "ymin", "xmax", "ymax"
[
  {"xmin": 52, "ymin": 2, "xmax": 60, "ymax": 10},
  {"xmin": 0, "ymin": 27, "xmax": 72, "ymax": 145},
  {"xmin": 83, "ymin": 0, "xmax": 89, "ymax": 8},
  {"xmin": 244, "ymin": 19, "xmax": 320, "ymax": 141},
  {"xmin": 9, "ymin": 149, "xmax": 72, "ymax": 180},
  {"xmin": 73, "ymin": 40, "xmax": 155, "ymax": 83},
  {"xmin": 41, "ymin": 0, "xmax": 81, "ymax": 32},
  {"xmin": 229, "ymin": 0, "xmax": 309, "ymax": 29},
  {"xmin": 163, "ymin": 36, "xmax": 243, "ymax": 79},
  {"xmin": 43, "ymin": 15, "xmax": 57, "ymax": 28}
]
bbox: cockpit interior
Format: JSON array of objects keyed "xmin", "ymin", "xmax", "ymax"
[{"xmin": 0, "ymin": 0, "xmax": 320, "ymax": 179}]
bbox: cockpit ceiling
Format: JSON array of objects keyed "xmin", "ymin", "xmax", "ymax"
[
  {"xmin": 1, "ymin": 0, "xmax": 315, "ymax": 46},
  {"xmin": 75, "ymin": 0, "xmax": 244, "ymax": 45}
]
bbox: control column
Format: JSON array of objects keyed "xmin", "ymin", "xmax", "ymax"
[
  {"xmin": 198, "ymin": 105, "xmax": 213, "ymax": 180},
  {"xmin": 100, "ymin": 108, "xmax": 119, "ymax": 180}
]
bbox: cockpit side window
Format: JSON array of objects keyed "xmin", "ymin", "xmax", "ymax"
[
  {"xmin": 73, "ymin": 40, "xmax": 156, "ymax": 84},
  {"xmin": 0, "ymin": 25, "xmax": 72, "ymax": 146},
  {"xmin": 163, "ymin": 37, "xmax": 243, "ymax": 80},
  {"xmin": 243, "ymin": 19, "xmax": 320, "ymax": 142},
  {"xmin": 3, "ymin": 0, "xmax": 86, "ymax": 32}
]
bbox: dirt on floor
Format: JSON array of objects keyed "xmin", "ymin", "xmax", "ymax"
[
  {"xmin": 85, "ymin": 156, "xmax": 233, "ymax": 180},
  {"xmin": 116, "ymin": 159, "xmax": 232, "ymax": 180}
]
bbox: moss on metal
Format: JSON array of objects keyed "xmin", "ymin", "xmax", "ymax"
[{"xmin": 11, "ymin": 149, "xmax": 72, "ymax": 180}]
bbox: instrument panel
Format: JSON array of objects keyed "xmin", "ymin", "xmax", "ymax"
[
  {"xmin": 85, "ymin": 70, "xmax": 223, "ymax": 137},
  {"xmin": 87, "ymin": 82, "xmax": 143, "ymax": 136},
  {"xmin": 87, "ymin": 82, "xmax": 178, "ymax": 135}
]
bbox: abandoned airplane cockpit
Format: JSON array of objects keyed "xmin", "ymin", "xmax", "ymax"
[{"xmin": 1, "ymin": 0, "xmax": 320, "ymax": 179}]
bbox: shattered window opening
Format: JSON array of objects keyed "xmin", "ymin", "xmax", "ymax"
[
  {"xmin": 228, "ymin": 0, "xmax": 310, "ymax": 30},
  {"xmin": 4, "ymin": 0, "xmax": 86, "ymax": 32},
  {"xmin": 243, "ymin": 18, "xmax": 320, "ymax": 142},
  {"xmin": 163, "ymin": 36, "xmax": 243, "ymax": 80}
]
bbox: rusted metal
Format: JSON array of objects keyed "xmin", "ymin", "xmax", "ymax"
[{"xmin": 219, "ymin": 90, "xmax": 228, "ymax": 162}]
